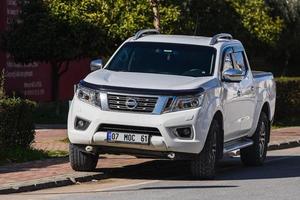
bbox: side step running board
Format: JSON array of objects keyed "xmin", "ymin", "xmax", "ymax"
[{"xmin": 223, "ymin": 138, "xmax": 254, "ymax": 153}]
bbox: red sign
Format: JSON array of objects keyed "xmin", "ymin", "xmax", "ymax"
[{"xmin": 0, "ymin": 0, "xmax": 90, "ymax": 101}]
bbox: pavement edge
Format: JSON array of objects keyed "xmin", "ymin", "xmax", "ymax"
[{"xmin": 1, "ymin": 139, "xmax": 300, "ymax": 195}]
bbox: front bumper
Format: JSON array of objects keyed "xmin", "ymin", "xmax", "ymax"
[{"xmin": 68, "ymin": 97, "xmax": 210, "ymax": 154}]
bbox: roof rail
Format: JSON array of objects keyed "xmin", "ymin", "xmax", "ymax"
[
  {"xmin": 210, "ymin": 33, "xmax": 233, "ymax": 45},
  {"xmin": 133, "ymin": 29, "xmax": 160, "ymax": 40}
]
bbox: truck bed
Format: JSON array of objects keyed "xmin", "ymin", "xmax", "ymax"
[{"xmin": 252, "ymin": 71, "xmax": 273, "ymax": 79}]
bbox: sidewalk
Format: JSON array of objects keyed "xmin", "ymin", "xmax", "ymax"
[
  {"xmin": 268, "ymin": 127, "xmax": 300, "ymax": 150},
  {"xmin": 0, "ymin": 127, "xmax": 299, "ymax": 194}
]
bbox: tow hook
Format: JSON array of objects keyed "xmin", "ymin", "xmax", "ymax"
[{"xmin": 167, "ymin": 152, "xmax": 176, "ymax": 159}]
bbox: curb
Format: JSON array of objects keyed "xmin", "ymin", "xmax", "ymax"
[
  {"xmin": 268, "ymin": 140, "xmax": 300, "ymax": 151},
  {"xmin": 0, "ymin": 172, "xmax": 107, "ymax": 195},
  {"xmin": 1, "ymin": 139, "xmax": 300, "ymax": 194}
]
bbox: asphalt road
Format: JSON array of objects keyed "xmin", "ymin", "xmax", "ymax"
[{"xmin": 2, "ymin": 147, "xmax": 300, "ymax": 200}]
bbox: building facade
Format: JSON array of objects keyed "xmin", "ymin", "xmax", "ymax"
[{"xmin": 0, "ymin": 0, "xmax": 90, "ymax": 101}]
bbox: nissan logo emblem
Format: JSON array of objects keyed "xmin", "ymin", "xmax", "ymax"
[{"xmin": 125, "ymin": 98, "xmax": 138, "ymax": 109}]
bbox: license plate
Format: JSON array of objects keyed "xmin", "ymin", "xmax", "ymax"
[{"xmin": 107, "ymin": 132, "xmax": 149, "ymax": 145}]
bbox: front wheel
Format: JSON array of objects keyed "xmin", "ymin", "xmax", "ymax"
[
  {"xmin": 240, "ymin": 112, "xmax": 270, "ymax": 166},
  {"xmin": 69, "ymin": 143, "xmax": 99, "ymax": 171},
  {"xmin": 190, "ymin": 119, "xmax": 219, "ymax": 179}
]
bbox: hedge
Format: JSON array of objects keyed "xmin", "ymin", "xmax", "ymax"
[
  {"xmin": 275, "ymin": 77, "xmax": 300, "ymax": 126},
  {"xmin": 0, "ymin": 98, "xmax": 36, "ymax": 149}
]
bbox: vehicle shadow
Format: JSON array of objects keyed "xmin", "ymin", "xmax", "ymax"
[
  {"xmin": 20, "ymin": 154, "xmax": 300, "ymax": 196},
  {"xmin": 0, "ymin": 157, "xmax": 69, "ymax": 174},
  {"xmin": 217, "ymin": 155, "xmax": 300, "ymax": 180},
  {"xmin": 96, "ymin": 154, "xmax": 300, "ymax": 181}
]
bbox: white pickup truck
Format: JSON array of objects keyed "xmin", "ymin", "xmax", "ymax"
[{"xmin": 68, "ymin": 29, "xmax": 276, "ymax": 179}]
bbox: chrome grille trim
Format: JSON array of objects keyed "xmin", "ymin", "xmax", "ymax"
[{"xmin": 107, "ymin": 93, "xmax": 159, "ymax": 113}]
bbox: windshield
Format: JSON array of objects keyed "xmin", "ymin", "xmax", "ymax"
[{"xmin": 106, "ymin": 42, "xmax": 216, "ymax": 77}]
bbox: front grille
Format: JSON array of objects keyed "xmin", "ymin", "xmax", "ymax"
[
  {"xmin": 107, "ymin": 94, "xmax": 158, "ymax": 113},
  {"xmin": 98, "ymin": 124, "xmax": 162, "ymax": 136}
]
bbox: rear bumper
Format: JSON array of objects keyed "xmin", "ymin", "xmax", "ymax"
[{"xmin": 68, "ymin": 96, "xmax": 211, "ymax": 154}]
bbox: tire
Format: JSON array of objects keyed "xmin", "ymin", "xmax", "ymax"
[
  {"xmin": 69, "ymin": 143, "xmax": 99, "ymax": 171},
  {"xmin": 190, "ymin": 119, "xmax": 219, "ymax": 179},
  {"xmin": 240, "ymin": 112, "xmax": 269, "ymax": 166}
]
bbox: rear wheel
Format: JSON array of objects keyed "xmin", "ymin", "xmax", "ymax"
[
  {"xmin": 240, "ymin": 112, "xmax": 269, "ymax": 166},
  {"xmin": 69, "ymin": 143, "xmax": 99, "ymax": 171},
  {"xmin": 190, "ymin": 119, "xmax": 219, "ymax": 179}
]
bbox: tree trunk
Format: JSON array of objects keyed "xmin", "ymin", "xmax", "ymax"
[
  {"xmin": 282, "ymin": 50, "xmax": 290, "ymax": 76},
  {"xmin": 149, "ymin": 0, "xmax": 160, "ymax": 31},
  {"xmin": 51, "ymin": 62, "xmax": 61, "ymax": 102},
  {"xmin": 51, "ymin": 62, "xmax": 62, "ymax": 116}
]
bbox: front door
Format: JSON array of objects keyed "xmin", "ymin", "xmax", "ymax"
[
  {"xmin": 221, "ymin": 48, "xmax": 245, "ymax": 141},
  {"xmin": 231, "ymin": 51, "xmax": 256, "ymax": 133}
]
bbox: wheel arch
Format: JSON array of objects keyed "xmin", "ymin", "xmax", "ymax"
[
  {"xmin": 261, "ymin": 102, "xmax": 271, "ymax": 121},
  {"xmin": 261, "ymin": 102, "xmax": 271, "ymax": 143},
  {"xmin": 213, "ymin": 110, "xmax": 224, "ymax": 160}
]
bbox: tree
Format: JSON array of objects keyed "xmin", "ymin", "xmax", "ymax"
[
  {"xmin": 1, "ymin": 0, "xmax": 182, "ymax": 101},
  {"xmin": 184, "ymin": 0, "xmax": 283, "ymax": 45},
  {"xmin": 227, "ymin": 0, "xmax": 283, "ymax": 45},
  {"xmin": 2, "ymin": 0, "xmax": 105, "ymax": 101},
  {"xmin": 266, "ymin": 0, "xmax": 300, "ymax": 76}
]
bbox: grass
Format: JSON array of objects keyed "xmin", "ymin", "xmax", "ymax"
[
  {"xmin": 60, "ymin": 137, "xmax": 70, "ymax": 143},
  {"xmin": 275, "ymin": 77, "xmax": 300, "ymax": 81},
  {"xmin": 0, "ymin": 146, "xmax": 68, "ymax": 166}
]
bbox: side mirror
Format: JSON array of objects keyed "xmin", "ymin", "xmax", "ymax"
[
  {"xmin": 90, "ymin": 59, "xmax": 103, "ymax": 72},
  {"xmin": 222, "ymin": 68, "xmax": 244, "ymax": 82}
]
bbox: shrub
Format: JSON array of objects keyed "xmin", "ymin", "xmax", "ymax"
[
  {"xmin": 0, "ymin": 98, "xmax": 36, "ymax": 149},
  {"xmin": 33, "ymin": 101, "xmax": 69, "ymax": 124},
  {"xmin": 275, "ymin": 77, "xmax": 300, "ymax": 126}
]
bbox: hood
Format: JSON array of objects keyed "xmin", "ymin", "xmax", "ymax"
[{"xmin": 84, "ymin": 69, "xmax": 214, "ymax": 91}]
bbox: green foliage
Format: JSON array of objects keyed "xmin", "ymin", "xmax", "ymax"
[
  {"xmin": 1, "ymin": 0, "xmax": 182, "ymax": 101},
  {"xmin": 0, "ymin": 147, "xmax": 47, "ymax": 164},
  {"xmin": 227, "ymin": 0, "xmax": 283, "ymax": 44},
  {"xmin": 47, "ymin": 150, "xmax": 68, "ymax": 157},
  {"xmin": 275, "ymin": 78, "xmax": 300, "ymax": 126},
  {"xmin": 47, "ymin": 0, "xmax": 181, "ymax": 55},
  {"xmin": 0, "ymin": 98, "xmax": 36, "ymax": 149},
  {"xmin": 33, "ymin": 101, "xmax": 69, "ymax": 124},
  {"xmin": 265, "ymin": 0, "xmax": 300, "ymax": 76},
  {"xmin": 0, "ymin": 147, "xmax": 68, "ymax": 165},
  {"xmin": 182, "ymin": 0, "xmax": 283, "ymax": 47},
  {"xmin": 2, "ymin": 0, "xmax": 182, "ymax": 62}
]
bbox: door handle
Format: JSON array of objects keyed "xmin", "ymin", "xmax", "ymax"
[
  {"xmin": 251, "ymin": 86, "xmax": 255, "ymax": 92},
  {"xmin": 237, "ymin": 90, "xmax": 241, "ymax": 96}
]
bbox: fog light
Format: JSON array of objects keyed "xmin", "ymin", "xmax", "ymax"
[
  {"xmin": 75, "ymin": 117, "xmax": 90, "ymax": 130},
  {"xmin": 176, "ymin": 127, "xmax": 192, "ymax": 138}
]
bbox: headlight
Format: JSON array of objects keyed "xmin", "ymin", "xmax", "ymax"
[
  {"xmin": 164, "ymin": 94, "xmax": 204, "ymax": 113},
  {"xmin": 76, "ymin": 85, "xmax": 101, "ymax": 108}
]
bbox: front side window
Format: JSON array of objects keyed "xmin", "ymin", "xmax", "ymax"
[
  {"xmin": 106, "ymin": 42, "xmax": 216, "ymax": 77},
  {"xmin": 223, "ymin": 52, "xmax": 234, "ymax": 73},
  {"xmin": 232, "ymin": 52, "xmax": 247, "ymax": 74}
]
